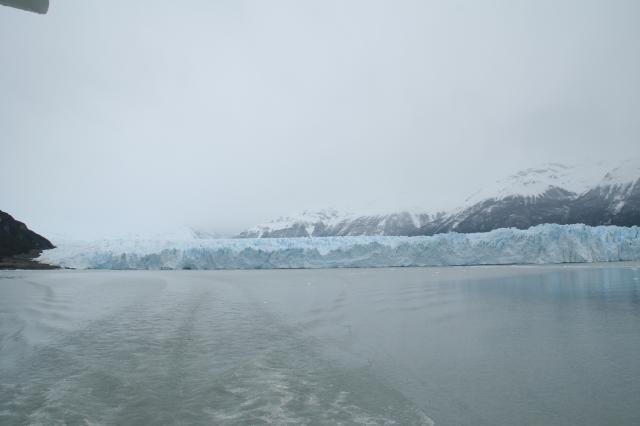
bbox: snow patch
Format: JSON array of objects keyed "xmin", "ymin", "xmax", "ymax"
[{"xmin": 600, "ymin": 159, "xmax": 640, "ymax": 188}]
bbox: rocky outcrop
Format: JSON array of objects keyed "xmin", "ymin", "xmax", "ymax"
[
  {"xmin": 0, "ymin": 0, "xmax": 49, "ymax": 14},
  {"xmin": 0, "ymin": 210, "xmax": 56, "ymax": 268}
]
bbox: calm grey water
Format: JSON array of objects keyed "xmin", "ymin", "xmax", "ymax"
[{"xmin": 1, "ymin": 264, "xmax": 639, "ymax": 425}]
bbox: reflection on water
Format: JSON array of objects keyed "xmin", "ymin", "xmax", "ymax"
[{"xmin": 1, "ymin": 264, "xmax": 639, "ymax": 425}]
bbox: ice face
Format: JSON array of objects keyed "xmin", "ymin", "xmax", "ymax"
[{"xmin": 37, "ymin": 224, "xmax": 640, "ymax": 270}]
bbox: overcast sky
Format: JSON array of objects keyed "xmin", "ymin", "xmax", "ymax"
[{"xmin": 1, "ymin": 0, "xmax": 639, "ymax": 237}]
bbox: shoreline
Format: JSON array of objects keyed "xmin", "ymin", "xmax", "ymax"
[{"xmin": 0, "ymin": 253, "xmax": 59, "ymax": 270}]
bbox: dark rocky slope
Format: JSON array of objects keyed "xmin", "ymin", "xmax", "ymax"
[{"xmin": 0, "ymin": 210, "xmax": 57, "ymax": 269}]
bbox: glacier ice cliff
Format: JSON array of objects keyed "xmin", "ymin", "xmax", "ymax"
[{"xmin": 37, "ymin": 224, "xmax": 640, "ymax": 270}]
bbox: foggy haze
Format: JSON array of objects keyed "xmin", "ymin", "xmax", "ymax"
[{"xmin": 1, "ymin": 0, "xmax": 639, "ymax": 238}]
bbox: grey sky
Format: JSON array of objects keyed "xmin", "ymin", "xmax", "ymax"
[{"xmin": 1, "ymin": 0, "xmax": 639, "ymax": 237}]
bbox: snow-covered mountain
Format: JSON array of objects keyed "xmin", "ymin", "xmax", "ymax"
[
  {"xmin": 236, "ymin": 208, "xmax": 443, "ymax": 238},
  {"xmin": 462, "ymin": 162, "xmax": 609, "ymax": 204},
  {"xmin": 566, "ymin": 161, "xmax": 640, "ymax": 227},
  {"xmin": 235, "ymin": 160, "xmax": 640, "ymax": 238},
  {"xmin": 238, "ymin": 209, "xmax": 353, "ymax": 238}
]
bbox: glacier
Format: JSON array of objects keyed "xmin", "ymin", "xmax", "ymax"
[{"xmin": 37, "ymin": 224, "xmax": 640, "ymax": 270}]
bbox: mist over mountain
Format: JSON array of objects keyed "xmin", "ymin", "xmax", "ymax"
[{"xmin": 233, "ymin": 160, "xmax": 640, "ymax": 238}]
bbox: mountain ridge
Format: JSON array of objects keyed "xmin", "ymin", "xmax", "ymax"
[{"xmin": 232, "ymin": 160, "xmax": 640, "ymax": 238}]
